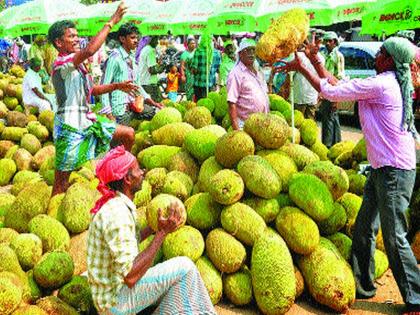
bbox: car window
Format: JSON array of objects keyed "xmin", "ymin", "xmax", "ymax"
[{"xmin": 339, "ymin": 47, "xmax": 375, "ymax": 70}]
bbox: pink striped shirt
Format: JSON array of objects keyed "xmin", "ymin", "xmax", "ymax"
[
  {"xmin": 320, "ymin": 71, "xmax": 416, "ymax": 170},
  {"xmin": 227, "ymin": 61, "xmax": 269, "ymax": 120}
]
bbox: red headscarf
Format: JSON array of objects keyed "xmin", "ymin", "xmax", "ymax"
[{"xmin": 90, "ymin": 146, "xmax": 137, "ymax": 215}]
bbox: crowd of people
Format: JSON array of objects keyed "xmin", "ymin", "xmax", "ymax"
[{"xmin": 1, "ymin": 2, "xmax": 420, "ymax": 314}]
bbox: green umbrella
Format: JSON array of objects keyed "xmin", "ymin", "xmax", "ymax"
[
  {"xmin": 139, "ymin": 0, "xmax": 184, "ymax": 35},
  {"xmin": 170, "ymin": 0, "xmax": 216, "ymax": 35},
  {"xmin": 0, "ymin": 0, "xmax": 88, "ymax": 37},
  {"xmin": 361, "ymin": 0, "xmax": 419, "ymax": 35}
]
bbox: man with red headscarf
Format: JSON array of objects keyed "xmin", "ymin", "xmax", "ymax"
[{"xmin": 87, "ymin": 146, "xmax": 216, "ymax": 315}]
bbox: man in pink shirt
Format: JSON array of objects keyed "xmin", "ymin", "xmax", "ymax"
[
  {"xmin": 279, "ymin": 36, "xmax": 420, "ymax": 314},
  {"xmin": 227, "ymin": 39, "xmax": 269, "ymax": 130}
]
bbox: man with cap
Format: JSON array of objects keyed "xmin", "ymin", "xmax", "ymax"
[
  {"xmin": 227, "ymin": 38, "xmax": 269, "ymax": 130},
  {"xmin": 319, "ymin": 31, "xmax": 345, "ymax": 147},
  {"xmin": 22, "ymin": 57, "xmax": 52, "ymax": 113},
  {"xmin": 278, "ymin": 36, "xmax": 420, "ymax": 315},
  {"xmin": 219, "ymin": 40, "xmax": 236, "ymax": 87},
  {"xmin": 87, "ymin": 146, "xmax": 216, "ymax": 315}
]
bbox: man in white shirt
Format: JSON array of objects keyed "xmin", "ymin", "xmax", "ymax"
[{"xmin": 22, "ymin": 57, "xmax": 52, "ymax": 112}]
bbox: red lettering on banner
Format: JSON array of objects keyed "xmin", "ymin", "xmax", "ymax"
[
  {"xmin": 189, "ymin": 24, "xmax": 206, "ymax": 30},
  {"xmin": 379, "ymin": 7, "xmax": 412, "ymax": 22},
  {"xmin": 307, "ymin": 12, "xmax": 315, "ymax": 20},
  {"xmin": 225, "ymin": 19, "xmax": 243, "ymax": 25},
  {"xmin": 343, "ymin": 7, "xmax": 361, "ymax": 15},
  {"xmin": 224, "ymin": 1, "xmax": 255, "ymax": 9}
]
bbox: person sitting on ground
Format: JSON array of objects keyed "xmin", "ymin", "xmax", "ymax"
[
  {"xmin": 48, "ymin": 3, "xmax": 137, "ymax": 196},
  {"xmin": 278, "ymin": 35, "xmax": 420, "ymax": 315},
  {"xmin": 100, "ymin": 23, "xmax": 163, "ymax": 126},
  {"xmin": 22, "ymin": 57, "xmax": 52, "ymax": 113},
  {"xmin": 227, "ymin": 39, "xmax": 269, "ymax": 130},
  {"xmin": 166, "ymin": 63, "xmax": 179, "ymax": 102},
  {"xmin": 87, "ymin": 146, "xmax": 216, "ymax": 315}
]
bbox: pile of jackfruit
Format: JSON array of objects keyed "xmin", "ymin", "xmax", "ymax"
[{"xmin": 0, "ymin": 86, "xmax": 419, "ymax": 315}]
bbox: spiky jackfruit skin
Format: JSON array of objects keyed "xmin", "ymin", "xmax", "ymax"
[
  {"xmin": 13, "ymin": 148, "xmax": 33, "ymax": 171},
  {"xmin": 348, "ymin": 173, "xmax": 366, "ymax": 196},
  {"xmin": 195, "ymin": 256, "xmax": 223, "ymax": 305},
  {"xmin": 298, "ymin": 238, "xmax": 356, "ymax": 313},
  {"xmin": 262, "ymin": 152, "xmax": 298, "ymax": 192},
  {"xmin": 10, "ymin": 233, "xmax": 43, "ymax": 270},
  {"xmin": 299, "ymin": 119, "xmax": 318, "ymax": 146},
  {"xmin": 326, "ymin": 232, "xmax": 352, "ymax": 261},
  {"xmin": 283, "ymin": 109, "xmax": 304, "ymax": 128},
  {"xmin": 198, "ymin": 157, "xmax": 223, "ymax": 192},
  {"xmin": 243, "ymin": 197, "xmax": 280, "ymax": 223},
  {"xmin": 334, "ymin": 151, "xmax": 353, "ymax": 169},
  {"xmin": 133, "ymin": 180, "xmax": 152, "ymax": 207},
  {"xmin": 27, "ymin": 122, "xmax": 49, "ymax": 142},
  {"xmin": 275, "ymin": 206, "xmax": 319, "ymax": 255},
  {"xmin": 208, "ymin": 170, "xmax": 244, "ymax": 205},
  {"xmin": 237, "ymin": 155, "xmax": 281, "ymax": 199},
  {"xmin": 38, "ymin": 110, "xmax": 54, "ymax": 133},
  {"xmin": 162, "ymin": 226, "xmax": 204, "ymax": 262},
  {"xmin": 328, "ymin": 141, "xmax": 355, "ymax": 161},
  {"xmin": 151, "ymin": 122, "xmax": 194, "ymax": 147},
  {"xmin": 200, "ymin": 124, "xmax": 227, "ymax": 138},
  {"xmin": 352, "ymin": 137, "xmax": 367, "ymax": 162},
  {"xmin": 138, "ymin": 145, "xmax": 181, "ymax": 170},
  {"xmin": 162, "ymin": 171, "xmax": 193, "ymax": 201},
  {"xmin": 206, "ymin": 228, "xmax": 246, "ymax": 273},
  {"xmin": 221, "ymin": 203, "xmax": 266, "ymax": 246},
  {"xmin": 150, "ymin": 107, "xmax": 182, "ymax": 131},
  {"xmin": 28, "ymin": 214, "xmax": 70, "ymax": 252},
  {"xmin": 146, "ymin": 194, "xmax": 187, "ymax": 232},
  {"xmin": 1, "ymin": 127, "xmax": 27, "ymax": 142},
  {"xmin": 184, "ymin": 129, "xmax": 218, "ymax": 162},
  {"xmin": 20, "ymin": 133, "xmax": 41, "ymax": 155},
  {"xmin": 0, "ymin": 277, "xmax": 22, "ymax": 315},
  {"xmin": 337, "ymin": 193, "xmax": 362, "ymax": 237},
  {"xmin": 36, "ymin": 296, "xmax": 79, "ymax": 315},
  {"xmin": 276, "ymin": 193, "xmax": 294, "ymax": 208},
  {"xmin": 214, "ymin": 131, "xmax": 255, "ymax": 168},
  {"xmin": 288, "ymin": 173, "xmax": 334, "ymax": 223},
  {"xmin": 32, "ymin": 145, "xmax": 55, "ymax": 171},
  {"xmin": 269, "ymin": 94, "xmax": 291, "ymax": 113},
  {"xmin": 223, "ymin": 267, "xmax": 253, "ymax": 306},
  {"xmin": 5, "ymin": 145, "xmax": 19, "ymax": 159},
  {"xmin": 294, "ymin": 266, "xmax": 305, "ymax": 298},
  {"xmin": 303, "ymin": 161, "xmax": 349, "ymax": 201},
  {"xmin": 185, "ymin": 193, "xmax": 222, "ymax": 230},
  {"xmin": 4, "ymin": 181, "xmax": 50, "ymax": 232},
  {"xmin": 58, "ymin": 183, "xmax": 97, "ymax": 234},
  {"xmin": 184, "ymin": 106, "xmax": 212, "ymax": 129},
  {"xmin": 0, "ymin": 140, "xmax": 15, "ymax": 158},
  {"xmin": 6, "ymin": 111, "xmax": 27, "ymax": 128},
  {"xmin": 168, "ymin": 151, "xmax": 199, "ymax": 183},
  {"xmin": 374, "ymin": 249, "xmax": 389, "ymax": 279},
  {"xmin": 197, "ymin": 97, "xmax": 215, "ymax": 113},
  {"xmin": 244, "ymin": 113, "xmax": 289, "ymax": 149},
  {"xmin": 214, "ymin": 89, "xmax": 229, "ymax": 119},
  {"xmin": 11, "ymin": 305, "xmax": 48, "ymax": 315},
  {"xmin": 57, "ymin": 275, "xmax": 94, "ymax": 313},
  {"xmin": 280, "ymin": 143, "xmax": 319, "ymax": 170},
  {"xmin": 12, "ymin": 170, "xmax": 41, "ymax": 184},
  {"xmin": 0, "ymin": 227, "xmax": 18, "ymax": 245},
  {"xmin": 27, "ymin": 270, "xmax": 42, "ymax": 302},
  {"xmin": 145, "ymin": 167, "xmax": 167, "ymax": 196},
  {"xmin": 33, "ymin": 251, "xmax": 74, "ymax": 289},
  {"xmin": 251, "ymin": 229, "xmax": 296, "ymax": 315},
  {"xmin": 0, "ymin": 158, "xmax": 16, "ymax": 185},
  {"xmin": 318, "ymin": 202, "xmax": 347, "ymax": 235},
  {"xmin": 310, "ymin": 140, "xmax": 329, "ymax": 161}
]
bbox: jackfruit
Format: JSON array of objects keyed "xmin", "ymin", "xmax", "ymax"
[
  {"xmin": 280, "ymin": 143, "xmax": 319, "ymax": 170},
  {"xmin": 412, "ymin": 231, "xmax": 420, "ymax": 262},
  {"xmin": 185, "ymin": 192, "xmax": 222, "ymax": 230},
  {"xmin": 269, "ymin": 94, "xmax": 291, "ymax": 113},
  {"xmin": 150, "ymin": 107, "xmax": 182, "ymax": 131},
  {"xmin": 146, "ymin": 194, "xmax": 186, "ymax": 232},
  {"xmin": 242, "ymin": 197, "xmax": 280, "ymax": 223},
  {"xmin": 200, "ymin": 124, "xmax": 227, "ymax": 138},
  {"xmin": 283, "ymin": 109, "xmax": 304, "ymax": 128},
  {"xmin": 337, "ymin": 192, "xmax": 362, "ymax": 237},
  {"xmin": 144, "ymin": 167, "xmax": 167, "ymax": 196},
  {"xmin": 374, "ymin": 249, "xmax": 389, "ymax": 279},
  {"xmin": 195, "ymin": 256, "xmax": 223, "ymax": 305},
  {"xmin": 133, "ymin": 180, "xmax": 152, "ymax": 207},
  {"xmin": 38, "ymin": 110, "xmax": 54, "ymax": 133},
  {"xmin": 6, "ymin": 111, "xmax": 27, "ymax": 128},
  {"xmin": 0, "ymin": 227, "xmax": 18, "ymax": 245},
  {"xmin": 294, "ymin": 266, "xmax": 305, "ymax": 298},
  {"xmin": 0, "ymin": 277, "xmax": 22, "ymax": 315},
  {"xmin": 223, "ymin": 267, "xmax": 253, "ymax": 306},
  {"xmin": 27, "ymin": 270, "xmax": 42, "ymax": 302},
  {"xmin": 36, "ymin": 296, "xmax": 79, "ymax": 315},
  {"xmin": 0, "ymin": 140, "xmax": 15, "ymax": 158},
  {"xmin": 352, "ymin": 137, "xmax": 367, "ymax": 162},
  {"xmin": 13, "ymin": 148, "xmax": 33, "ymax": 171},
  {"xmin": 12, "ymin": 170, "xmax": 41, "ymax": 184},
  {"xmin": 197, "ymin": 97, "xmax": 215, "ymax": 112},
  {"xmin": 244, "ymin": 113, "xmax": 289, "ymax": 149},
  {"xmin": 318, "ymin": 202, "xmax": 347, "ymax": 235},
  {"xmin": 151, "ymin": 122, "xmax": 194, "ymax": 147},
  {"xmin": 300, "ymin": 119, "xmax": 318, "ymax": 146},
  {"xmin": 33, "ymin": 251, "xmax": 74, "ymax": 289},
  {"xmin": 207, "ymin": 169, "xmax": 244, "ymax": 205},
  {"xmin": 0, "ymin": 158, "xmax": 16, "ymax": 185},
  {"xmin": 28, "ymin": 214, "xmax": 70, "ymax": 252},
  {"xmin": 162, "ymin": 225, "xmax": 204, "ymax": 262},
  {"xmin": 32, "ymin": 145, "xmax": 55, "ymax": 170},
  {"xmin": 10, "ymin": 233, "xmax": 43, "ymax": 270},
  {"xmin": 1, "ymin": 126, "xmax": 28, "ymax": 142},
  {"xmin": 184, "ymin": 129, "xmax": 218, "ymax": 162},
  {"xmin": 162, "ymin": 170, "xmax": 193, "ymax": 201},
  {"xmin": 137, "ymin": 145, "xmax": 181, "ymax": 170},
  {"xmin": 310, "ymin": 140, "xmax": 329, "ymax": 161},
  {"xmin": 214, "ymin": 131, "xmax": 255, "ymax": 168},
  {"xmin": 328, "ymin": 141, "xmax": 355, "ymax": 161},
  {"xmin": 326, "ymin": 232, "xmax": 352, "ymax": 261},
  {"xmin": 27, "ymin": 122, "xmax": 49, "ymax": 142},
  {"xmin": 10, "ymin": 305, "xmax": 48, "ymax": 315},
  {"xmin": 197, "ymin": 157, "xmax": 223, "ymax": 192},
  {"xmin": 184, "ymin": 106, "xmax": 212, "ymax": 129},
  {"xmin": 262, "ymin": 152, "xmax": 298, "ymax": 192},
  {"xmin": 168, "ymin": 151, "xmax": 199, "ymax": 183},
  {"xmin": 348, "ymin": 173, "xmax": 366, "ymax": 196},
  {"xmin": 57, "ymin": 275, "xmax": 94, "ymax": 313},
  {"xmin": 39, "ymin": 156, "xmax": 55, "ymax": 185}
]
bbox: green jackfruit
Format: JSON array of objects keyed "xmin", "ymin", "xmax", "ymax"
[
  {"xmin": 27, "ymin": 122, "xmax": 49, "ymax": 142},
  {"xmin": 162, "ymin": 225, "xmax": 204, "ymax": 262},
  {"xmin": 145, "ymin": 167, "xmax": 167, "ymax": 196},
  {"xmin": 223, "ymin": 267, "xmax": 253, "ymax": 306},
  {"xmin": 244, "ymin": 113, "xmax": 289, "ymax": 149},
  {"xmin": 10, "ymin": 233, "xmax": 43, "ymax": 270},
  {"xmin": 289, "ymin": 173, "xmax": 334, "ymax": 222},
  {"xmin": 214, "ymin": 131, "xmax": 255, "ymax": 168},
  {"xmin": 303, "ymin": 161, "xmax": 349, "ymax": 200},
  {"xmin": 283, "ymin": 109, "xmax": 304, "ymax": 128},
  {"xmin": 152, "ymin": 122, "xmax": 194, "ymax": 147},
  {"xmin": 33, "ymin": 251, "xmax": 74, "ymax": 289},
  {"xmin": 288, "ymin": 126, "xmax": 301, "ymax": 144},
  {"xmin": 298, "ymin": 238, "xmax": 355, "ymax": 313},
  {"xmin": 39, "ymin": 156, "xmax": 55, "ymax": 185},
  {"xmin": 58, "ymin": 275, "xmax": 94, "ymax": 313},
  {"xmin": 197, "ymin": 97, "xmax": 215, "ymax": 112},
  {"xmin": 318, "ymin": 202, "xmax": 347, "ymax": 235},
  {"xmin": 185, "ymin": 192, "xmax": 222, "ymax": 230},
  {"xmin": 200, "ymin": 124, "xmax": 227, "ymax": 138},
  {"xmin": 32, "ymin": 145, "xmax": 55, "ymax": 171},
  {"xmin": 251, "ymin": 229, "xmax": 296, "ymax": 315},
  {"xmin": 0, "ymin": 158, "xmax": 16, "ymax": 185},
  {"xmin": 38, "ymin": 110, "xmax": 54, "ymax": 133},
  {"xmin": 168, "ymin": 151, "xmax": 199, "ymax": 183},
  {"xmin": 12, "ymin": 305, "xmax": 48, "ymax": 315},
  {"xmin": 183, "ymin": 106, "xmax": 212, "ymax": 129},
  {"xmin": 243, "ymin": 197, "xmax": 280, "ymax": 223},
  {"xmin": 262, "ymin": 152, "xmax": 298, "ymax": 192},
  {"xmin": 299, "ymin": 119, "xmax": 318, "ymax": 146},
  {"xmin": 334, "ymin": 150, "xmax": 353, "ymax": 169},
  {"xmin": 348, "ymin": 173, "xmax": 366, "ymax": 196},
  {"xmin": 3, "ymin": 96, "xmax": 19, "ymax": 110},
  {"xmin": 374, "ymin": 249, "xmax": 389, "ymax": 279},
  {"xmin": 206, "ymin": 228, "xmax": 246, "ymax": 273},
  {"xmin": 310, "ymin": 140, "xmax": 329, "ymax": 161},
  {"xmin": 13, "ymin": 148, "xmax": 33, "ymax": 171},
  {"xmin": 294, "ymin": 266, "xmax": 305, "ymax": 298},
  {"xmin": 0, "ymin": 140, "xmax": 15, "ymax": 158},
  {"xmin": 326, "ymin": 232, "xmax": 352, "ymax": 261},
  {"xmin": 138, "ymin": 145, "xmax": 181, "ymax": 170},
  {"xmin": 221, "ymin": 202, "xmax": 266, "ymax": 246},
  {"xmin": 184, "ymin": 129, "xmax": 218, "ymax": 162},
  {"xmin": 150, "ymin": 107, "xmax": 182, "ymax": 131},
  {"xmin": 6, "ymin": 111, "xmax": 27, "ymax": 128},
  {"xmin": 197, "ymin": 157, "xmax": 223, "ymax": 192},
  {"xmin": 237, "ymin": 155, "xmax": 281, "ymax": 199},
  {"xmin": 0, "ymin": 194, "xmax": 15, "ymax": 223},
  {"xmin": 12, "ymin": 170, "xmax": 41, "ymax": 184},
  {"xmin": 269, "ymin": 94, "xmax": 291, "ymax": 113},
  {"xmin": 4, "ymin": 181, "xmax": 50, "ymax": 232},
  {"xmin": 328, "ymin": 141, "xmax": 355, "ymax": 161},
  {"xmin": 337, "ymin": 193, "xmax": 362, "ymax": 237},
  {"xmin": 133, "ymin": 180, "xmax": 152, "ymax": 207},
  {"xmin": 28, "ymin": 214, "xmax": 70, "ymax": 252},
  {"xmin": 146, "ymin": 194, "xmax": 187, "ymax": 232},
  {"xmin": 1, "ymin": 127, "xmax": 27, "ymax": 142},
  {"xmin": 36, "ymin": 296, "xmax": 79, "ymax": 315},
  {"xmin": 0, "ymin": 227, "xmax": 18, "ymax": 245},
  {"xmin": 213, "ymin": 89, "xmax": 228, "ymax": 119},
  {"xmin": 275, "ymin": 206, "xmax": 319, "ymax": 255},
  {"xmin": 162, "ymin": 171, "xmax": 193, "ymax": 201},
  {"xmin": 19, "ymin": 134, "xmax": 41, "ymax": 157},
  {"xmin": 280, "ymin": 143, "xmax": 320, "ymax": 170},
  {"xmin": 352, "ymin": 137, "xmax": 367, "ymax": 162},
  {"xmin": 58, "ymin": 182, "xmax": 97, "ymax": 234},
  {"xmin": 5, "ymin": 145, "xmax": 19, "ymax": 159},
  {"xmin": 195, "ymin": 256, "xmax": 223, "ymax": 305},
  {"xmin": 26, "ymin": 270, "xmax": 42, "ymax": 302},
  {"xmin": 207, "ymin": 169, "xmax": 244, "ymax": 205},
  {"xmin": 0, "ymin": 277, "xmax": 22, "ymax": 315}
]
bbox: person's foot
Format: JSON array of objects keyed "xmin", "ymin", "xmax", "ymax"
[{"xmin": 402, "ymin": 303, "xmax": 420, "ymax": 315}]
